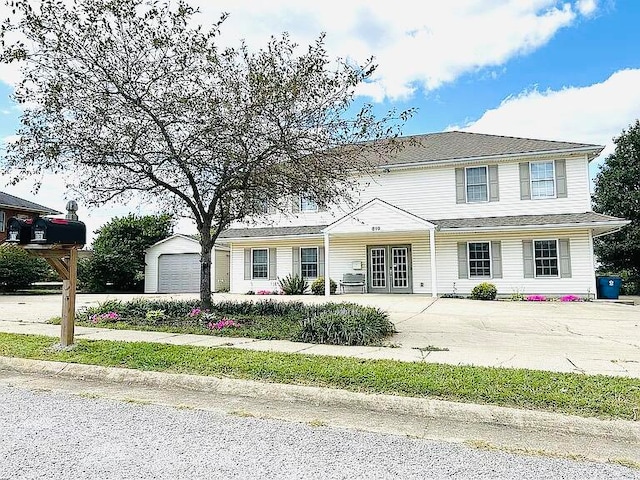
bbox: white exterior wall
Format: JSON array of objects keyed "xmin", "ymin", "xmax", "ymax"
[
  {"xmin": 435, "ymin": 229, "xmax": 595, "ymax": 296},
  {"xmin": 233, "ymin": 155, "xmax": 592, "ymax": 229},
  {"xmin": 144, "ymin": 235, "xmax": 229, "ymax": 293},
  {"xmin": 228, "ymin": 229, "xmax": 596, "ymax": 296},
  {"xmin": 231, "ymin": 238, "xmax": 324, "ymax": 294}
]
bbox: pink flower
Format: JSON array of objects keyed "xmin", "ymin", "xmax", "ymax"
[
  {"xmin": 560, "ymin": 294, "xmax": 582, "ymax": 302},
  {"xmin": 526, "ymin": 295, "xmax": 547, "ymax": 302}
]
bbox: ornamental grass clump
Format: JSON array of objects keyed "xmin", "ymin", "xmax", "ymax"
[{"xmin": 298, "ymin": 304, "xmax": 395, "ymax": 346}]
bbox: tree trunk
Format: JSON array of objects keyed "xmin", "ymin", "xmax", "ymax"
[{"xmin": 199, "ymin": 228, "xmax": 214, "ymax": 310}]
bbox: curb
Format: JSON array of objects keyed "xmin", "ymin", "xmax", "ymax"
[{"xmin": 1, "ymin": 355, "xmax": 639, "ymax": 443}]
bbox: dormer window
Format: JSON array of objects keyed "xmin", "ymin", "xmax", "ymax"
[{"xmin": 300, "ymin": 196, "xmax": 318, "ymax": 212}]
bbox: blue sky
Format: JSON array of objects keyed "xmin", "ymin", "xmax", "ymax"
[{"xmin": 1, "ymin": 0, "xmax": 639, "ymax": 240}]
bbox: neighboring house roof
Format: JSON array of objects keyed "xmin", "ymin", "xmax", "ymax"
[
  {"xmin": 0, "ymin": 191, "xmax": 62, "ymax": 215},
  {"xmin": 219, "ymin": 212, "xmax": 628, "ymax": 240},
  {"xmin": 145, "ymin": 233, "xmax": 229, "ymax": 252},
  {"xmin": 372, "ymin": 131, "xmax": 603, "ymax": 168}
]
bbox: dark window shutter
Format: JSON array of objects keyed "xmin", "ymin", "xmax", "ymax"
[
  {"xmin": 491, "ymin": 241, "xmax": 502, "ymax": 279},
  {"xmin": 488, "ymin": 165, "xmax": 499, "ymax": 202},
  {"xmin": 457, "ymin": 242, "xmax": 468, "ymax": 279},
  {"xmin": 523, "ymin": 240, "xmax": 534, "ymax": 278},
  {"xmin": 291, "ymin": 196, "xmax": 300, "ymax": 213},
  {"xmin": 318, "ymin": 247, "xmax": 325, "ymax": 277},
  {"xmin": 292, "ymin": 247, "xmax": 300, "ymax": 276},
  {"xmin": 244, "ymin": 249, "xmax": 251, "ymax": 280},
  {"xmin": 268, "ymin": 248, "xmax": 277, "ymax": 280},
  {"xmin": 555, "ymin": 159, "xmax": 567, "ymax": 198},
  {"xmin": 559, "ymin": 239, "xmax": 571, "ymax": 278},
  {"xmin": 455, "ymin": 168, "xmax": 465, "ymax": 204},
  {"xmin": 519, "ymin": 163, "xmax": 531, "ymax": 200}
]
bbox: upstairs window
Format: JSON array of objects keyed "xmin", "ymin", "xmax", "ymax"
[
  {"xmin": 300, "ymin": 196, "xmax": 318, "ymax": 212},
  {"xmin": 465, "ymin": 166, "xmax": 488, "ymax": 202},
  {"xmin": 530, "ymin": 161, "xmax": 555, "ymax": 199}
]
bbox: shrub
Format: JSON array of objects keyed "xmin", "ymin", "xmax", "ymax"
[
  {"xmin": 297, "ymin": 303, "xmax": 395, "ymax": 346},
  {"xmin": 470, "ymin": 282, "xmax": 497, "ymax": 301},
  {"xmin": 278, "ymin": 274, "xmax": 308, "ymax": 295},
  {"xmin": 0, "ymin": 245, "xmax": 49, "ymax": 291},
  {"xmin": 526, "ymin": 295, "xmax": 547, "ymax": 302},
  {"xmin": 310, "ymin": 277, "xmax": 337, "ymax": 295}
]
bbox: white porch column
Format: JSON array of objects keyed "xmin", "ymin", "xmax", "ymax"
[
  {"xmin": 429, "ymin": 228, "xmax": 438, "ymax": 297},
  {"xmin": 324, "ymin": 232, "xmax": 331, "ymax": 297}
]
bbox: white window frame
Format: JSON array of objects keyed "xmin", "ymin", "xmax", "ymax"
[
  {"xmin": 465, "ymin": 166, "xmax": 489, "ymax": 203},
  {"xmin": 530, "ymin": 161, "xmax": 556, "ymax": 200},
  {"xmin": 533, "ymin": 239, "xmax": 559, "ymax": 278},
  {"xmin": 300, "ymin": 196, "xmax": 318, "ymax": 212},
  {"xmin": 300, "ymin": 246, "xmax": 319, "ymax": 280},
  {"xmin": 0, "ymin": 211, "xmax": 5, "ymax": 233},
  {"xmin": 467, "ymin": 241, "xmax": 492, "ymax": 278},
  {"xmin": 251, "ymin": 248, "xmax": 269, "ymax": 280}
]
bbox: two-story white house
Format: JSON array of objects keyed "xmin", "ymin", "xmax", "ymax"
[{"xmin": 217, "ymin": 131, "xmax": 628, "ymax": 297}]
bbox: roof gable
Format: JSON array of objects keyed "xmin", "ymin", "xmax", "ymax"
[{"xmin": 324, "ymin": 198, "xmax": 435, "ymax": 234}]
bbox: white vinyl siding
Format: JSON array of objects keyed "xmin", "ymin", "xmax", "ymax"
[{"xmin": 530, "ymin": 161, "xmax": 556, "ymax": 199}]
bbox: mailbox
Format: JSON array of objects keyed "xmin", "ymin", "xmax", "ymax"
[
  {"xmin": 5, "ymin": 217, "xmax": 34, "ymax": 244},
  {"xmin": 31, "ymin": 217, "xmax": 86, "ymax": 246}
]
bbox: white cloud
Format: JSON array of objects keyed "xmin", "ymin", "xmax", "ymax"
[
  {"xmin": 455, "ymin": 68, "xmax": 640, "ymax": 182},
  {"xmin": 0, "ymin": 0, "xmax": 600, "ymax": 101}
]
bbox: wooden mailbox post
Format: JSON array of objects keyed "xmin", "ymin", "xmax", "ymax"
[
  {"xmin": 7, "ymin": 201, "xmax": 84, "ymax": 348},
  {"xmin": 24, "ymin": 244, "xmax": 79, "ymax": 347}
]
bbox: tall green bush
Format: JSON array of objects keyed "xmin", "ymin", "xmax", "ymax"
[
  {"xmin": 311, "ymin": 277, "xmax": 337, "ymax": 295},
  {"xmin": 471, "ymin": 282, "xmax": 498, "ymax": 300},
  {"xmin": 0, "ymin": 245, "xmax": 49, "ymax": 291}
]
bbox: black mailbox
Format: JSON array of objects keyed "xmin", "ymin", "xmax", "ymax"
[
  {"xmin": 5, "ymin": 217, "xmax": 34, "ymax": 244},
  {"xmin": 31, "ymin": 217, "xmax": 86, "ymax": 246}
]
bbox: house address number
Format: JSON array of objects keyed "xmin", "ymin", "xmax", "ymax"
[{"xmin": 371, "ymin": 226, "xmax": 381, "ymax": 231}]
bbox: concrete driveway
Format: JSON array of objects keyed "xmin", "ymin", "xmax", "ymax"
[{"xmin": 0, "ymin": 292, "xmax": 638, "ymax": 377}]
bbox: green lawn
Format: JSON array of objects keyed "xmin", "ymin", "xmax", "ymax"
[{"xmin": 1, "ymin": 332, "xmax": 639, "ymax": 421}]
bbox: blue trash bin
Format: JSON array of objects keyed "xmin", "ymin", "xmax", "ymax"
[{"xmin": 596, "ymin": 276, "xmax": 622, "ymax": 299}]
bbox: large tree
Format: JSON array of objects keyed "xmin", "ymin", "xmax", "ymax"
[
  {"xmin": 592, "ymin": 120, "xmax": 640, "ymax": 293},
  {"xmin": 0, "ymin": 0, "xmax": 411, "ymax": 307}
]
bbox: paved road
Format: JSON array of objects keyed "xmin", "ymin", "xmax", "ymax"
[{"xmin": 1, "ymin": 386, "xmax": 637, "ymax": 480}]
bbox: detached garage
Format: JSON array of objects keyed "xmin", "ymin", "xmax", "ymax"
[{"xmin": 144, "ymin": 234, "xmax": 230, "ymax": 293}]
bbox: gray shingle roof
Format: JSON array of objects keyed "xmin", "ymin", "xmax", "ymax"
[
  {"xmin": 218, "ymin": 212, "xmax": 627, "ymax": 239},
  {"xmin": 374, "ymin": 131, "xmax": 603, "ymax": 167},
  {"xmin": 434, "ymin": 212, "xmax": 627, "ymax": 230},
  {"xmin": 0, "ymin": 191, "xmax": 61, "ymax": 215},
  {"xmin": 218, "ymin": 225, "xmax": 327, "ymax": 239}
]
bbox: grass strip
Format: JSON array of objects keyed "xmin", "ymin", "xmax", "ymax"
[{"xmin": 1, "ymin": 332, "xmax": 639, "ymax": 421}]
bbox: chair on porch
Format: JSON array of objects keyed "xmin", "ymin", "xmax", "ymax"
[{"xmin": 339, "ymin": 273, "xmax": 365, "ymax": 293}]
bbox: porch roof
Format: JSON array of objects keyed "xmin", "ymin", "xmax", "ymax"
[
  {"xmin": 218, "ymin": 225, "xmax": 327, "ymax": 240},
  {"xmin": 434, "ymin": 212, "xmax": 629, "ymax": 236}
]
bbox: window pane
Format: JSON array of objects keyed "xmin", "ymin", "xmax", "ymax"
[
  {"xmin": 300, "ymin": 247, "xmax": 318, "ymax": 279},
  {"xmin": 300, "ymin": 197, "xmax": 317, "ymax": 211},
  {"xmin": 468, "ymin": 242, "xmax": 491, "ymax": 277},
  {"xmin": 252, "ymin": 249, "xmax": 268, "ymax": 279},
  {"xmin": 534, "ymin": 240, "xmax": 558, "ymax": 277},
  {"xmin": 531, "ymin": 162, "xmax": 555, "ymax": 198},
  {"xmin": 466, "ymin": 167, "xmax": 488, "ymax": 202}
]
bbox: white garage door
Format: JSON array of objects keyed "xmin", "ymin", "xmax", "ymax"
[{"xmin": 158, "ymin": 254, "xmax": 201, "ymax": 293}]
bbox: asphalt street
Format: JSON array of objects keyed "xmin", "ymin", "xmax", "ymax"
[{"xmin": 1, "ymin": 385, "xmax": 637, "ymax": 480}]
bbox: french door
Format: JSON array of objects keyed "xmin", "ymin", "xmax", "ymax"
[{"xmin": 367, "ymin": 245, "xmax": 412, "ymax": 293}]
